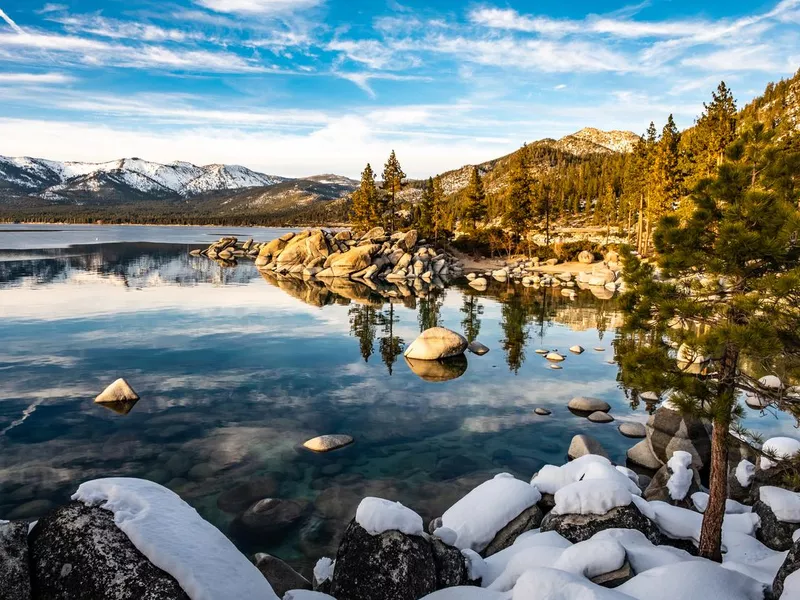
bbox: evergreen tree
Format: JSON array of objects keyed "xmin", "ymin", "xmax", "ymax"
[
  {"xmin": 503, "ymin": 145, "xmax": 534, "ymax": 251},
  {"xmin": 643, "ymin": 116, "xmax": 682, "ymax": 254},
  {"xmin": 382, "ymin": 150, "xmax": 406, "ymax": 233},
  {"xmin": 351, "ymin": 163, "xmax": 380, "ymax": 231},
  {"xmin": 618, "ymin": 128, "xmax": 800, "ymax": 561},
  {"xmin": 432, "ymin": 176, "xmax": 448, "ymax": 239},
  {"xmin": 417, "ymin": 177, "xmax": 436, "ymax": 238},
  {"xmin": 463, "ymin": 167, "xmax": 487, "ymax": 232},
  {"xmin": 683, "ymin": 83, "xmax": 738, "ymax": 190}
]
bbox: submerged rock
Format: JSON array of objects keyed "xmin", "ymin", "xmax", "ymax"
[
  {"xmin": 568, "ymin": 434, "xmax": 609, "ymax": 460},
  {"xmin": 588, "ymin": 411, "xmax": 614, "ymax": 423},
  {"xmin": 29, "ymin": 502, "xmax": 189, "ymax": 600},
  {"xmin": 232, "ymin": 498, "xmax": 310, "ymax": 543},
  {"xmin": 217, "ymin": 476, "xmax": 280, "ymax": 514},
  {"xmin": 0, "ymin": 521, "xmax": 31, "ymax": 600}
]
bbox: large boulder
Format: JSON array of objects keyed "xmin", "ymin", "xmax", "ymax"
[
  {"xmin": 772, "ymin": 536, "xmax": 800, "ymax": 599},
  {"xmin": 481, "ymin": 504, "xmax": 543, "ymax": 557},
  {"xmin": 255, "ymin": 553, "xmax": 311, "ymax": 597},
  {"xmin": 567, "ymin": 397, "xmax": 611, "ymax": 414},
  {"xmin": 644, "ymin": 463, "xmax": 701, "ymax": 507},
  {"xmin": 568, "ymin": 434, "xmax": 609, "ymax": 460},
  {"xmin": 277, "ymin": 233, "xmax": 315, "ymax": 269},
  {"xmin": 29, "ymin": 502, "xmax": 189, "ymax": 600},
  {"xmin": 577, "ymin": 250, "xmax": 594, "ymax": 264},
  {"xmin": 646, "ymin": 406, "xmax": 711, "ymax": 470},
  {"xmin": 404, "ymin": 327, "xmax": 468, "ymax": 361},
  {"xmin": 95, "ymin": 378, "xmax": 139, "ymax": 404},
  {"xmin": 0, "ymin": 520, "xmax": 31, "ymax": 600},
  {"xmin": 541, "ymin": 503, "xmax": 660, "ymax": 544},
  {"xmin": 330, "ymin": 520, "xmax": 466, "ymax": 600},
  {"xmin": 399, "ymin": 230, "xmax": 418, "ymax": 251},
  {"xmin": 320, "ymin": 245, "xmax": 379, "ymax": 278},
  {"xmin": 753, "ymin": 487, "xmax": 800, "ymax": 551},
  {"xmin": 626, "ymin": 439, "xmax": 663, "ymax": 470}
]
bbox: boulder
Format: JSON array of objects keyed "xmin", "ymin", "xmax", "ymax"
[
  {"xmin": 325, "ymin": 245, "xmax": 379, "ymax": 277},
  {"xmin": 578, "ymin": 250, "xmax": 594, "ymax": 264},
  {"xmin": 29, "ymin": 502, "xmax": 189, "ymax": 600},
  {"xmin": 276, "ymin": 235, "xmax": 314, "ymax": 269},
  {"xmin": 644, "ymin": 464, "xmax": 701, "ymax": 507},
  {"xmin": 95, "ymin": 378, "xmax": 139, "ymax": 404},
  {"xmin": 646, "ymin": 406, "xmax": 711, "ymax": 470},
  {"xmin": 771, "ymin": 536, "xmax": 800, "ymax": 599},
  {"xmin": 217, "ymin": 476, "xmax": 280, "ymax": 514},
  {"xmin": 469, "ymin": 277, "xmax": 488, "ymax": 290},
  {"xmin": 546, "ymin": 352, "xmax": 565, "ymax": 362},
  {"xmin": 481, "ymin": 504, "xmax": 543, "ymax": 557},
  {"xmin": 255, "ymin": 553, "xmax": 311, "ymax": 597},
  {"xmin": 618, "ymin": 422, "xmax": 646, "ymax": 438},
  {"xmin": 568, "ymin": 434, "xmax": 609, "ymax": 460},
  {"xmin": 404, "ymin": 327, "xmax": 468, "ymax": 361},
  {"xmin": 429, "ymin": 536, "xmax": 469, "ymax": 589},
  {"xmin": 304, "ymin": 434, "xmax": 354, "ymax": 452},
  {"xmin": 541, "ymin": 503, "xmax": 660, "ymax": 544},
  {"xmin": 329, "ymin": 521, "xmax": 435, "ymax": 600},
  {"xmin": 626, "ymin": 440, "xmax": 663, "ymax": 470},
  {"xmin": 259, "ymin": 238, "xmax": 289, "ymax": 260},
  {"xmin": 231, "ymin": 498, "xmax": 310, "ymax": 543},
  {"xmin": 753, "ymin": 497, "xmax": 800, "ymax": 551},
  {"xmin": 588, "ymin": 411, "xmax": 614, "ymax": 423},
  {"xmin": 467, "ymin": 341, "xmax": 490, "ymax": 355},
  {"xmin": 399, "ymin": 230, "xmax": 418, "ymax": 251},
  {"xmin": 591, "ymin": 561, "xmax": 633, "ymax": 588},
  {"xmin": 569, "ymin": 345, "xmax": 585, "ymax": 354},
  {"xmin": 535, "ymin": 407, "xmax": 552, "ymax": 416},
  {"xmin": 568, "ymin": 397, "xmax": 611, "ymax": 413},
  {"xmin": 0, "ymin": 521, "xmax": 31, "ymax": 600}
]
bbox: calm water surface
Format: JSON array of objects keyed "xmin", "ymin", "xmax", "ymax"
[{"xmin": 1, "ymin": 223, "xmax": 796, "ymax": 572}]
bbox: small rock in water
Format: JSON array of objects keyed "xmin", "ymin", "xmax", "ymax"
[
  {"xmin": 588, "ymin": 411, "xmax": 614, "ymax": 423},
  {"xmin": 568, "ymin": 434, "xmax": 609, "ymax": 460},
  {"xmin": 304, "ymin": 434, "xmax": 354, "ymax": 452},
  {"xmin": 550, "ymin": 364, "xmax": 563, "ymax": 370},
  {"xmin": 535, "ymin": 407, "xmax": 552, "ymax": 416},
  {"xmin": 535, "ymin": 349, "xmax": 549, "ymax": 355},
  {"xmin": 640, "ymin": 391, "xmax": 660, "ymax": 402},
  {"xmin": 569, "ymin": 345, "xmax": 585, "ymax": 354},
  {"xmin": 545, "ymin": 352, "xmax": 565, "ymax": 362},
  {"xmin": 467, "ymin": 341, "xmax": 490, "ymax": 355},
  {"xmin": 255, "ymin": 553, "xmax": 311, "ymax": 597},
  {"xmin": 95, "ymin": 378, "xmax": 139, "ymax": 404},
  {"xmin": 618, "ymin": 422, "xmax": 646, "ymax": 438},
  {"xmin": 594, "ymin": 347, "xmax": 606, "ymax": 351},
  {"xmin": 568, "ymin": 397, "xmax": 611, "ymax": 413}
]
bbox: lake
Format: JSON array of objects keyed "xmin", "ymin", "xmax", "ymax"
[{"xmin": 0, "ymin": 223, "xmax": 796, "ymax": 573}]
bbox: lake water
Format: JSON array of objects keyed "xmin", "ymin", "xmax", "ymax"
[{"xmin": 1, "ymin": 223, "xmax": 796, "ymax": 573}]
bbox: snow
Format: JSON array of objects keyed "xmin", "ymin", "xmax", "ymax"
[
  {"xmin": 551, "ymin": 539, "xmax": 627, "ymax": 578},
  {"xmin": 531, "ymin": 454, "xmax": 613, "ymax": 495},
  {"xmin": 648, "ymin": 501, "xmax": 760, "ymax": 546},
  {"xmin": 666, "ymin": 451, "xmax": 693, "ymax": 500},
  {"xmin": 433, "ymin": 526, "xmax": 458, "ymax": 546},
  {"xmin": 355, "ymin": 497, "xmax": 424, "ymax": 536},
  {"xmin": 617, "ymin": 560, "xmax": 767, "ymax": 600},
  {"xmin": 313, "ymin": 557, "xmax": 334, "ymax": 586},
  {"xmin": 630, "ymin": 495, "xmax": 656, "ymax": 521},
  {"xmin": 421, "ymin": 588, "xmax": 510, "ymax": 600},
  {"xmin": 510, "ymin": 568, "xmax": 628, "ymax": 600},
  {"xmin": 736, "ymin": 460, "xmax": 755, "ymax": 488},
  {"xmin": 486, "ymin": 544, "xmax": 567, "ymax": 591},
  {"xmin": 590, "ymin": 529, "xmax": 698, "ymax": 574},
  {"xmin": 551, "ymin": 479, "xmax": 632, "ymax": 516},
  {"xmin": 442, "ymin": 473, "xmax": 542, "ymax": 552},
  {"xmin": 721, "ymin": 532, "xmax": 788, "ymax": 585},
  {"xmin": 72, "ymin": 477, "xmax": 278, "ymax": 600},
  {"xmin": 761, "ymin": 437, "xmax": 800, "ymax": 470},
  {"xmin": 615, "ymin": 466, "xmax": 640, "ymax": 487},
  {"xmin": 581, "ymin": 462, "xmax": 642, "ymax": 496},
  {"xmin": 691, "ymin": 492, "xmax": 751, "ymax": 514},
  {"xmin": 462, "ymin": 548, "xmax": 489, "ymax": 582},
  {"xmin": 759, "ymin": 486, "xmax": 800, "ymax": 522},
  {"xmin": 782, "ymin": 570, "xmax": 800, "ymax": 599},
  {"xmin": 483, "ymin": 531, "xmax": 572, "ymax": 586}
]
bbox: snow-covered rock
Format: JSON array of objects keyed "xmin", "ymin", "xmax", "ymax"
[
  {"xmin": 760, "ymin": 487, "xmax": 800, "ymax": 523},
  {"xmin": 355, "ymin": 497, "xmax": 424, "ymax": 536},
  {"xmin": 760, "ymin": 437, "xmax": 800, "ymax": 470},
  {"xmin": 736, "ymin": 459, "xmax": 756, "ymax": 488},
  {"xmin": 648, "ymin": 500, "xmax": 760, "ymax": 547},
  {"xmin": 531, "ymin": 454, "xmax": 612, "ymax": 495},
  {"xmin": 753, "ymin": 487, "xmax": 800, "ymax": 551},
  {"xmin": 551, "ymin": 479, "xmax": 633, "ymax": 516},
  {"xmin": 690, "ymin": 492, "xmax": 751, "ymax": 515},
  {"xmin": 0, "ymin": 520, "xmax": 31, "ymax": 600},
  {"xmin": 71, "ymin": 478, "xmax": 278, "ymax": 600},
  {"xmin": 665, "ymin": 451, "xmax": 694, "ymax": 501},
  {"xmin": 442, "ymin": 474, "xmax": 542, "ymax": 553}
]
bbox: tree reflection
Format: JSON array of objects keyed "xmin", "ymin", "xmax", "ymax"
[
  {"xmin": 348, "ymin": 304, "xmax": 378, "ymax": 362},
  {"xmin": 500, "ymin": 288, "xmax": 534, "ymax": 373},
  {"xmin": 378, "ymin": 302, "xmax": 404, "ymax": 375},
  {"xmin": 460, "ymin": 293, "xmax": 484, "ymax": 343},
  {"xmin": 418, "ymin": 287, "xmax": 444, "ymax": 332}
]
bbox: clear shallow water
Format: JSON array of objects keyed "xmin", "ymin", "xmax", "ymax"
[{"xmin": 1, "ymin": 225, "xmax": 796, "ymax": 573}]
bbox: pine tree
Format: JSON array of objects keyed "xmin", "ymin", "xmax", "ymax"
[
  {"xmin": 417, "ymin": 177, "xmax": 435, "ymax": 238},
  {"xmin": 503, "ymin": 146, "xmax": 534, "ymax": 250},
  {"xmin": 643, "ymin": 115, "xmax": 682, "ymax": 254},
  {"xmin": 382, "ymin": 150, "xmax": 406, "ymax": 233},
  {"xmin": 351, "ymin": 163, "xmax": 380, "ymax": 231},
  {"xmin": 432, "ymin": 176, "xmax": 448, "ymax": 239},
  {"xmin": 463, "ymin": 167, "xmax": 487, "ymax": 232},
  {"xmin": 618, "ymin": 127, "xmax": 800, "ymax": 561}
]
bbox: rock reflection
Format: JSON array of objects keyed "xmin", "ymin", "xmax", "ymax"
[
  {"xmin": 97, "ymin": 399, "xmax": 139, "ymax": 415},
  {"xmin": 404, "ymin": 355, "xmax": 468, "ymax": 383}
]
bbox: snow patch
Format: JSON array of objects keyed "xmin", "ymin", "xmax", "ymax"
[
  {"xmin": 691, "ymin": 492, "xmax": 751, "ymax": 514},
  {"xmin": 72, "ymin": 477, "xmax": 278, "ymax": 600},
  {"xmin": 531, "ymin": 454, "xmax": 612, "ymax": 495},
  {"xmin": 551, "ymin": 479, "xmax": 632, "ymax": 516},
  {"xmin": 355, "ymin": 497, "xmax": 423, "ymax": 536},
  {"xmin": 313, "ymin": 557, "xmax": 334, "ymax": 586},
  {"xmin": 511, "ymin": 567, "xmax": 627, "ymax": 600},
  {"xmin": 736, "ymin": 460, "xmax": 755, "ymax": 488},
  {"xmin": 761, "ymin": 437, "xmax": 800, "ymax": 470},
  {"xmin": 551, "ymin": 539, "xmax": 626, "ymax": 578},
  {"xmin": 666, "ymin": 451, "xmax": 693, "ymax": 501},
  {"xmin": 442, "ymin": 474, "xmax": 541, "ymax": 552}
]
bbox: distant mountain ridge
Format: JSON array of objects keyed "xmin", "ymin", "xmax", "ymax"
[{"xmin": 0, "ymin": 156, "xmax": 287, "ymax": 202}]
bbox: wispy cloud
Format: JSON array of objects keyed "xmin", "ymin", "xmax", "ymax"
[
  {"xmin": 0, "ymin": 7, "xmax": 25, "ymax": 33},
  {"xmin": 0, "ymin": 71, "xmax": 73, "ymax": 83},
  {"xmin": 194, "ymin": 0, "xmax": 323, "ymax": 15}
]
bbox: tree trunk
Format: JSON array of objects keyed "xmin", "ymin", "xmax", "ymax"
[{"xmin": 697, "ymin": 342, "xmax": 738, "ymax": 562}]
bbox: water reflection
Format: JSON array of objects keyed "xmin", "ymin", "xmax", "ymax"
[{"xmin": 1, "ymin": 238, "xmax": 797, "ymax": 574}]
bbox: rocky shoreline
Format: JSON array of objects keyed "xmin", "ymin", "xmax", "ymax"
[{"xmin": 2, "ymin": 398, "xmax": 799, "ymax": 599}]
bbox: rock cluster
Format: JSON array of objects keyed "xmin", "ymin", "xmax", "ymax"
[{"xmin": 196, "ymin": 229, "xmax": 462, "ymax": 287}]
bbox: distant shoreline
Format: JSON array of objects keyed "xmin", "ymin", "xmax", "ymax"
[{"xmin": 0, "ymin": 220, "xmax": 349, "ymax": 229}]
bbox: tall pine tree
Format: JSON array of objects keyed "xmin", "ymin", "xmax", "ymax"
[
  {"xmin": 463, "ymin": 167, "xmax": 487, "ymax": 232},
  {"xmin": 351, "ymin": 163, "xmax": 380, "ymax": 231},
  {"xmin": 382, "ymin": 150, "xmax": 406, "ymax": 233}
]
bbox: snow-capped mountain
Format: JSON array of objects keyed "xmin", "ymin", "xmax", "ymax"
[
  {"xmin": 553, "ymin": 128, "xmax": 641, "ymax": 156},
  {"xmin": 0, "ymin": 155, "xmax": 286, "ymax": 202}
]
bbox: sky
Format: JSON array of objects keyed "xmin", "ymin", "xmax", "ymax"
[{"xmin": 0, "ymin": 0, "xmax": 798, "ymax": 178}]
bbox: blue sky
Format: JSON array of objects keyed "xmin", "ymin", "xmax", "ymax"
[{"xmin": 0, "ymin": 0, "xmax": 798, "ymax": 178}]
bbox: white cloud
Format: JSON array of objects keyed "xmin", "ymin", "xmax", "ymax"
[
  {"xmin": 194, "ymin": 0, "xmax": 322, "ymax": 14},
  {"xmin": 0, "ymin": 71, "xmax": 73, "ymax": 83},
  {"xmin": 681, "ymin": 45, "xmax": 785, "ymax": 72},
  {"xmin": 0, "ymin": 7, "xmax": 24, "ymax": 34},
  {"xmin": 36, "ymin": 3, "xmax": 68, "ymax": 14}
]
